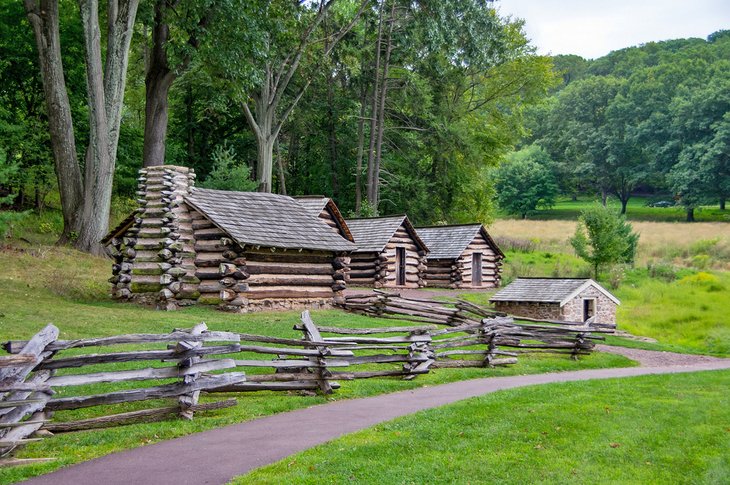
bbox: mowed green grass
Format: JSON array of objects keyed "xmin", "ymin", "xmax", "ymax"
[
  {"xmin": 237, "ymin": 370, "xmax": 730, "ymax": 484},
  {"xmin": 0, "ymin": 244, "xmax": 633, "ymax": 484},
  {"xmin": 501, "ymin": 195, "xmax": 730, "ymax": 222}
]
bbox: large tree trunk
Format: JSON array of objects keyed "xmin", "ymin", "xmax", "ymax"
[
  {"xmin": 143, "ymin": 0, "xmax": 175, "ymax": 167},
  {"xmin": 275, "ymin": 137, "xmax": 286, "ymax": 195},
  {"xmin": 720, "ymin": 197, "xmax": 726, "ymax": 210},
  {"xmin": 371, "ymin": 0, "xmax": 395, "ymax": 208},
  {"xmin": 354, "ymin": 81, "xmax": 367, "ymax": 214},
  {"xmin": 686, "ymin": 207, "xmax": 695, "ymax": 222},
  {"xmin": 365, "ymin": 1, "xmax": 385, "ymax": 208},
  {"xmin": 24, "ymin": 0, "xmax": 83, "ymax": 242}
]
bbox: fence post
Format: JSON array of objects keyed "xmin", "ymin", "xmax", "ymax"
[
  {"xmin": 0, "ymin": 324, "xmax": 59, "ymax": 457},
  {"xmin": 177, "ymin": 322, "xmax": 207, "ymax": 420},
  {"xmin": 299, "ymin": 311, "xmax": 333, "ymax": 394}
]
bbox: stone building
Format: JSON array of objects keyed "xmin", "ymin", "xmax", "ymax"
[
  {"xmin": 416, "ymin": 224, "xmax": 504, "ymax": 289},
  {"xmin": 489, "ymin": 278, "xmax": 619, "ymax": 325},
  {"xmin": 102, "ymin": 165, "xmax": 355, "ymax": 312}
]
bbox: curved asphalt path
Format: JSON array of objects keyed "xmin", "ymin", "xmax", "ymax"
[{"xmin": 23, "ymin": 355, "xmax": 730, "ymax": 485}]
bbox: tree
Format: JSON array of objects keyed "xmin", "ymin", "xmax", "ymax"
[
  {"xmin": 495, "ymin": 146, "xmax": 558, "ymax": 219},
  {"xmin": 198, "ymin": 143, "xmax": 257, "ymax": 192},
  {"xmin": 571, "ymin": 204, "xmax": 638, "ymax": 279},
  {"xmin": 240, "ymin": 0, "xmax": 368, "ymax": 193},
  {"xmin": 24, "ymin": 0, "xmax": 139, "ymax": 254}
]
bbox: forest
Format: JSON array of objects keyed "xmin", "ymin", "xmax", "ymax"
[{"xmin": 0, "ymin": 0, "xmax": 728, "ymax": 255}]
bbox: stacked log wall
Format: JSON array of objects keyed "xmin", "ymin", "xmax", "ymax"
[
  {"xmin": 109, "ymin": 166, "xmax": 198, "ymax": 309},
  {"xmin": 455, "ymin": 233, "xmax": 503, "ymax": 289},
  {"xmin": 378, "ymin": 226, "xmax": 427, "ymax": 289},
  {"xmin": 350, "ymin": 252, "xmax": 378, "ymax": 287},
  {"xmin": 424, "ymin": 259, "xmax": 455, "ymax": 288}
]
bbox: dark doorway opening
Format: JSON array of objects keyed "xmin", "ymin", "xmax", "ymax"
[
  {"xmin": 471, "ymin": 252, "xmax": 482, "ymax": 287},
  {"xmin": 396, "ymin": 247, "xmax": 406, "ymax": 286},
  {"xmin": 582, "ymin": 299, "xmax": 596, "ymax": 322}
]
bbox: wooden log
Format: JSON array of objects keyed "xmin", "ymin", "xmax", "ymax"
[
  {"xmin": 0, "ymin": 324, "xmax": 58, "ymax": 388},
  {"xmin": 46, "ymin": 373, "xmax": 247, "ymax": 411},
  {"xmin": 36, "ymin": 345, "xmax": 241, "ymax": 370},
  {"xmin": 42, "ymin": 399, "xmax": 238, "ymax": 433},
  {"xmin": 246, "ymin": 261, "xmax": 334, "ymax": 276},
  {"xmin": 0, "ymin": 355, "xmax": 36, "ymax": 368},
  {"xmin": 247, "ymin": 274, "xmax": 334, "ymax": 286},
  {"xmin": 46, "ymin": 359, "xmax": 236, "ymax": 387},
  {"xmin": 209, "ymin": 381, "xmax": 340, "ymax": 392},
  {"xmin": 232, "ymin": 359, "xmax": 350, "ymax": 369},
  {"xmin": 0, "ymin": 457, "xmax": 56, "ymax": 468},
  {"xmin": 344, "ymin": 354, "xmax": 429, "ymax": 365},
  {"xmin": 308, "ymin": 324, "xmax": 436, "ymax": 335},
  {"xmin": 245, "ymin": 287, "xmax": 334, "ymax": 300},
  {"xmin": 241, "ymin": 251, "xmax": 334, "ymax": 264},
  {"xmin": 236, "ymin": 345, "xmax": 353, "ymax": 358}
]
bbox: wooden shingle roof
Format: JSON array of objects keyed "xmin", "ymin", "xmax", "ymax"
[
  {"xmin": 185, "ymin": 189, "xmax": 356, "ymax": 252},
  {"xmin": 416, "ymin": 224, "xmax": 504, "ymax": 260},
  {"xmin": 490, "ymin": 278, "xmax": 620, "ymax": 306},
  {"xmin": 293, "ymin": 196, "xmax": 354, "ymax": 242},
  {"xmin": 345, "ymin": 215, "xmax": 428, "ymax": 253}
]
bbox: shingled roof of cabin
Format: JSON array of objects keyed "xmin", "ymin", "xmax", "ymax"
[
  {"xmin": 344, "ymin": 215, "xmax": 428, "ymax": 253},
  {"xmin": 490, "ymin": 278, "xmax": 620, "ymax": 306},
  {"xmin": 185, "ymin": 189, "xmax": 356, "ymax": 252},
  {"xmin": 416, "ymin": 224, "xmax": 504, "ymax": 260},
  {"xmin": 293, "ymin": 196, "xmax": 354, "ymax": 242}
]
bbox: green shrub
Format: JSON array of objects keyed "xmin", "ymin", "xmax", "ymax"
[{"xmin": 199, "ymin": 143, "xmax": 257, "ymax": 192}]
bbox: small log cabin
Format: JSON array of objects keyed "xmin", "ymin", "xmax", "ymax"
[
  {"xmin": 489, "ymin": 278, "xmax": 620, "ymax": 325},
  {"xmin": 102, "ymin": 165, "xmax": 355, "ymax": 311},
  {"xmin": 344, "ymin": 215, "xmax": 429, "ymax": 288},
  {"xmin": 416, "ymin": 224, "xmax": 504, "ymax": 289},
  {"xmin": 294, "ymin": 196, "xmax": 354, "ymax": 242}
]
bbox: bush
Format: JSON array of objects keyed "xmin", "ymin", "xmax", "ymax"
[
  {"xmin": 199, "ymin": 143, "xmax": 257, "ymax": 192},
  {"xmin": 571, "ymin": 204, "xmax": 639, "ymax": 279}
]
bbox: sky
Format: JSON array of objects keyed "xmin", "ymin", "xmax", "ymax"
[{"xmin": 496, "ymin": 0, "xmax": 730, "ymax": 59}]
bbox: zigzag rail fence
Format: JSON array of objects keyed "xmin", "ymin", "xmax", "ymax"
[{"xmin": 0, "ymin": 295, "xmax": 610, "ymax": 466}]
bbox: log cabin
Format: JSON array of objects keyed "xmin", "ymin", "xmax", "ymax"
[
  {"xmin": 489, "ymin": 278, "xmax": 619, "ymax": 325},
  {"xmin": 293, "ymin": 196, "xmax": 354, "ymax": 242},
  {"xmin": 416, "ymin": 224, "xmax": 504, "ymax": 289},
  {"xmin": 344, "ymin": 215, "xmax": 429, "ymax": 288},
  {"xmin": 102, "ymin": 165, "xmax": 355, "ymax": 311}
]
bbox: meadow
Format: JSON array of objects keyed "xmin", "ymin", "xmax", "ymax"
[
  {"xmin": 0, "ymin": 206, "xmax": 728, "ymax": 482},
  {"xmin": 508, "ymin": 195, "xmax": 730, "ymax": 222}
]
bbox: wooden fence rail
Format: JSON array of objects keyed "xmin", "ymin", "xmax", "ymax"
[{"xmin": 0, "ymin": 299, "xmax": 609, "ymax": 463}]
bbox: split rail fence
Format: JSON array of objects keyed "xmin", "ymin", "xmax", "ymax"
[{"xmin": 1, "ymin": 294, "xmax": 609, "ymax": 464}]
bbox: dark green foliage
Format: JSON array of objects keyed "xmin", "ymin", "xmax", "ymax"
[
  {"xmin": 571, "ymin": 204, "xmax": 639, "ymax": 278},
  {"xmin": 495, "ymin": 146, "xmax": 558, "ymax": 219},
  {"xmin": 198, "ymin": 144, "xmax": 257, "ymax": 192}
]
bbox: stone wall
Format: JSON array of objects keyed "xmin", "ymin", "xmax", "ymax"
[
  {"xmin": 493, "ymin": 301, "xmax": 562, "ymax": 320},
  {"xmin": 561, "ymin": 286, "xmax": 617, "ymax": 324}
]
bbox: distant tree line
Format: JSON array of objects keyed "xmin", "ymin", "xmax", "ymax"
[{"xmin": 514, "ymin": 31, "xmax": 730, "ymax": 221}]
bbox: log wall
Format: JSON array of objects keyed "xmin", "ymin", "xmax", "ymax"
[
  {"xmin": 352, "ymin": 225, "xmax": 427, "ymax": 289},
  {"xmin": 425, "ymin": 232, "xmax": 503, "ymax": 289}
]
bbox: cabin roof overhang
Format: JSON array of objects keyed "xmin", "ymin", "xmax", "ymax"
[{"xmin": 345, "ymin": 215, "xmax": 429, "ymax": 254}]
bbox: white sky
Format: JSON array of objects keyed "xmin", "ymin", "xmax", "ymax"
[{"xmin": 497, "ymin": 0, "xmax": 730, "ymax": 59}]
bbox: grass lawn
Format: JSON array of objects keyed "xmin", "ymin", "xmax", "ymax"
[
  {"xmin": 0, "ymin": 244, "xmax": 633, "ymax": 484},
  {"xmin": 507, "ymin": 195, "xmax": 730, "ymax": 222},
  {"xmin": 238, "ymin": 369, "xmax": 730, "ymax": 484}
]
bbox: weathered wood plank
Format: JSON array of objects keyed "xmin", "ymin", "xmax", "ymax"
[{"xmin": 47, "ymin": 373, "xmax": 247, "ymax": 411}]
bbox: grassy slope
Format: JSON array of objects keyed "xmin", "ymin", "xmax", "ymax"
[
  {"xmin": 507, "ymin": 195, "xmax": 730, "ymax": 222},
  {"xmin": 239, "ymin": 369, "xmax": 730, "ymax": 484},
  {"xmin": 0, "ymin": 245, "xmax": 632, "ymax": 484}
]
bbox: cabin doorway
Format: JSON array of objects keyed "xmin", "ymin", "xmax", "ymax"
[
  {"xmin": 582, "ymin": 299, "xmax": 596, "ymax": 322},
  {"xmin": 396, "ymin": 247, "xmax": 406, "ymax": 286},
  {"xmin": 471, "ymin": 252, "xmax": 483, "ymax": 287}
]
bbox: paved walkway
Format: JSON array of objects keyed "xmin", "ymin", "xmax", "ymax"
[{"xmin": 23, "ymin": 355, "xmax": 730, "ymax": 485}]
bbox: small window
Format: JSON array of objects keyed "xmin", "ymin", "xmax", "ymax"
[{"xmin": 582, "ymin": 299, "xmax": 596, "ymax": 322}]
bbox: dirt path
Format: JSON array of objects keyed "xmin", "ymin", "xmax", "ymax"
[
  {"xmin": 596, "ymin": 345, "xmax": 728, "ymax": 367},
  {"xmin": 22, "ymin": 358, "xmax": 730, "ymax": 485}
]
